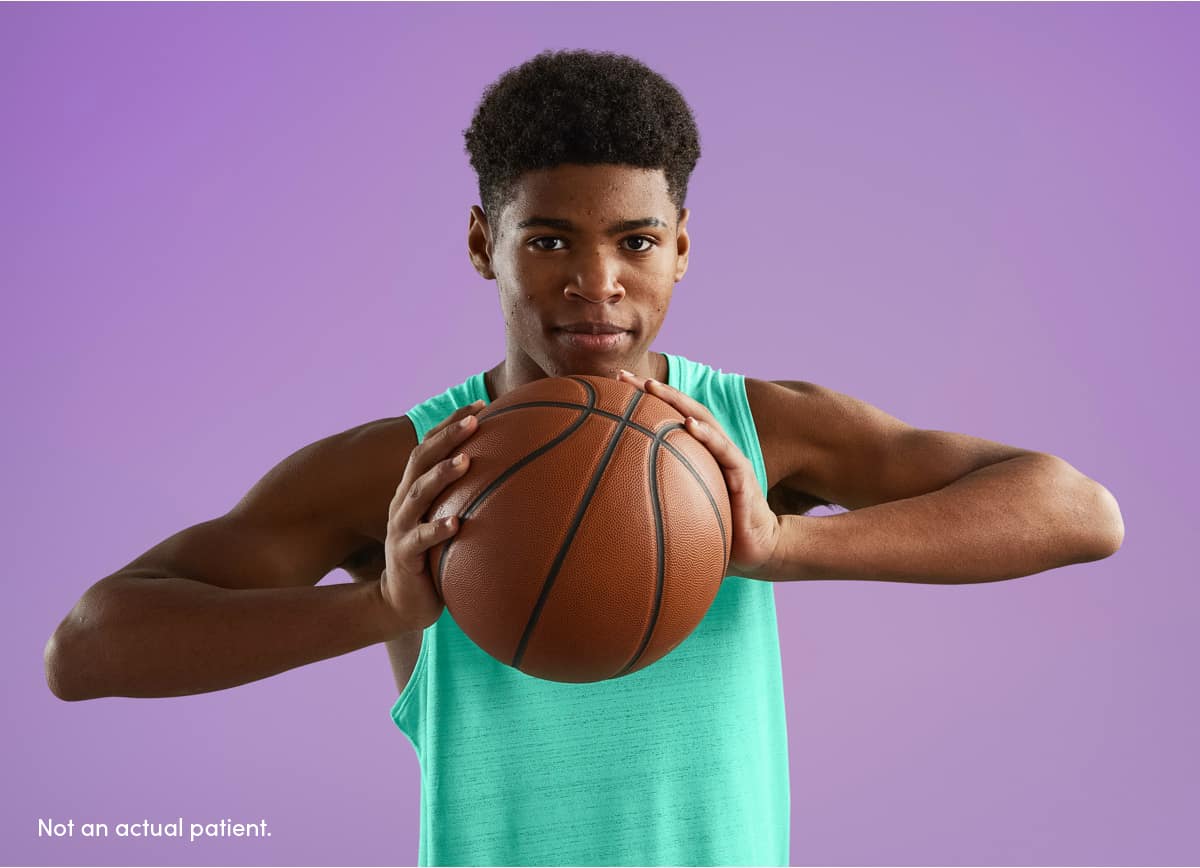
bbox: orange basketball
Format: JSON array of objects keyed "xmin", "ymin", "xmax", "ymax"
[{"xmin": 424, "ymin": 375, "xmax": 732, "ymax": 683}]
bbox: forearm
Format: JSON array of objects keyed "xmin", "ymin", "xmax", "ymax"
[
  {"xmin": 45, "ymin": 575, "xmax": 407, "ymax": 700},
  {"xmin": 755, "ymin": 455, "xmax": 1124, "ymax": 584}
]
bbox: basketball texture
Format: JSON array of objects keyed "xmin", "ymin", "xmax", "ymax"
[{"xmin": 424, "ymin": 375, "xmax": 733, "ymax": 683}]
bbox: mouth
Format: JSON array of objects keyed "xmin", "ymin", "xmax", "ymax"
[{"xmin": 554, "ymin": 326, "xmax": 632, "ymax": 352}]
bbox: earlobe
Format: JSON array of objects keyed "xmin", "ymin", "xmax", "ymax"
[{"xmin": 468, "ymin": 205, "xmax": 496, "ymax": 280}]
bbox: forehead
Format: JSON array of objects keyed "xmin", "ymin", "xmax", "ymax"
[{"xmin": 499, "ymin": 164, "xmax": 673, "ymax": 227}]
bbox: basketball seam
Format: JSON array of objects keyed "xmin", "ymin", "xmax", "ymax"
[
  {"xmin": 672, "ymin": 432, "xmax": 730, "ymax": 566},
  {"xmin": 434, "ymin": 376, "xmax": 730, "ymax": 682},
  {"xmin": 483, "ymin": 399, "xmax": 676, "ymax": 439},
  {"xmin": 512, "ymin": 388, "xmax": 644, "ymax": 671},
  {"xmin": 613, "ymin": 427, "xmax": 668, "ymax": 678},
  {"xmin": 433, "ymin": 379, "xmax": 599, "ymax": 598},
  {"xmin": 479, "ymin": 397, "xmax": 729, "ymax": 558}
]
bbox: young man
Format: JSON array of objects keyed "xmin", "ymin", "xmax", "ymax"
[{"xmin": 44, "ymin": 51, "xmax": 1124, "ymax": 866}]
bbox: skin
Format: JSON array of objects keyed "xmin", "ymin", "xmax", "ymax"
[
  {"xmin": 460, "ymin": 162, "xmax": 1124, "ymax": 585},
  {"xmin": 466, "ymin": 163, "xmax": 687, "ymax": 399},
  {"xmin": 463, "ymin": 163, "xmax": 787, "ymax": 577},
  {"xmin": 43, "ymin": 161, "xmax": 1122, "ymax": 702}
]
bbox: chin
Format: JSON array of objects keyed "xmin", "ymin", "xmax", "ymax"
[
  {"xmin": 556, "ymin": 346, "xmax": 639, "ymax": 375},
  {"xmin": 551, "ymin": 360, "xmax": 619, "ymax": 378}
]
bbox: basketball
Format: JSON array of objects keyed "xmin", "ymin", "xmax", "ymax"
[{"xmin": 424, "ymin": 375, "xmax": 733, "ymax": 683}]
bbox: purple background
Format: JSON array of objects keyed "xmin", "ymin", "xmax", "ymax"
[{"xmin": 4, "ymin": 3, "xmax": 1196, "ymax": 866}]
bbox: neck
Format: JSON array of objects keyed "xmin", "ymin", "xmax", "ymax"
[{"xmin": 484, "ymin": 352, "xmax": 668, "ymax": 402}]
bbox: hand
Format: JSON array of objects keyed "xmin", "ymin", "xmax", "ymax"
[
  {"xmin": 617, "ymin": 369, "xmax": 782, "ymax": 579},
  {"xmin": 380, "ymin": 400, "xmax": 485, "ymax": 630}
]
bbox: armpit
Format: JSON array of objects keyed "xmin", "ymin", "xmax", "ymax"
[{"xmin": 767, "ymin": 483, "xmax": 835, "ymax": 516}]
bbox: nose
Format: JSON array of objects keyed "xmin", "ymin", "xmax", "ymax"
[{"xmin": 565, "ymin": 250, "xmax": 626, "ymax": 303}]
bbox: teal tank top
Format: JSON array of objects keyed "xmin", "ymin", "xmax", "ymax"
[{"xmin": 391, "ymin": 352, "xmax": 790, "ymax": 866}]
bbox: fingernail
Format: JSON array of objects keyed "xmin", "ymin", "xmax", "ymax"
[
  {"xmin": 452, "ymin": 453, "xmax": 465, "ymax": 466},
  {"xmin": 618, "ymin": 369, "xmax": 632, "ymax": 378},
  {"xmin": 458, "ymin": 417, "xmax": 473, "ymax": 429}
]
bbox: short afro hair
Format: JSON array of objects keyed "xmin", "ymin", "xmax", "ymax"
[{"xmin": 464, "ymin": 50, "xmax": 701, "ymax": 222}]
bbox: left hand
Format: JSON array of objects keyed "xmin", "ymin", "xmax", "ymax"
[{"xmin": 617, "ymin": 369, "xmax": 782, "ymax": 579}]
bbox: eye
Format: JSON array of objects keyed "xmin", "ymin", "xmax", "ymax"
[
  {"xmin": 622, "ymin": 236, "xmax": 657, "ymax": 252},
  {"xmin": 529, "ymin": 237, "xmax": 566, "ymax": 251}
]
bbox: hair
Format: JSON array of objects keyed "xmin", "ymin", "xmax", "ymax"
[{"xmin": 463, "ymin": 49, "xmax": 701, "ymax": 223}]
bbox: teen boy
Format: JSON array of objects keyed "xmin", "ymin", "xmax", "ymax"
[{"xmin": 45, "ymin": 50, "xmax": 1124, "ymax": 866}]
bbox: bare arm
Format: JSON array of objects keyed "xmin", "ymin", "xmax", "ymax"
[
  {"xmin": 44, "ymin": 403, "xmax": 483, "ymax": 701},
  {"xmin": 45, "ymin": 529, "xmax": 403, "ymax": 701}
]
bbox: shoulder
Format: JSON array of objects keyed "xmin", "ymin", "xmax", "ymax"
[
  {"xmin": 743, "ymin": 376, "xmax": 912, "ymax": 511},
  {"xmin": 745, "ymin": 376, "xmax": 1030, "ymax": 512},
  {"xmin": 110, "ymin": 415, "xmax": 423, "ymax": 591},
  {"xmin": 327, "ymin": 415, "xmax": 419, "ymax": 544},
  {"xmin": 234, "ymin": 415, "xmax": 419, "ymax": 557},
  {"xmin": 742, "ymin": 377, "xmax": 831, "ymax": 492}
]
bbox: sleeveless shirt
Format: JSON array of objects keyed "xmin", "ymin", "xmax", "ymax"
[{"xmin": 390, "ymin": 352, "xmax": 790, "ymax": 866}]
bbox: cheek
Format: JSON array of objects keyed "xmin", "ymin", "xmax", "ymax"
[{"xmin": 498, "ymin": 286, "xmax": 544, "ymax": 326}]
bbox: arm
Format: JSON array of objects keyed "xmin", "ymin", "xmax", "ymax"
[
  {"xmin": 760, "ymin": 450, "xmax": 1124, "ymax": 584},
  {"xmin": 616, "ymin": 372, "xmax": 1123, "ymax": 585},
  {"xmin": 45, "ymin": 417, "xmax": 413, "ymax": 701},
  {"xmin": 47, "ymin": 539, "xmax": 404, "ymax": 701},
  {"xmin": 49, "ymin": 398, "xmax": 488, "ymax": 702},
  {"xmin": 748, "ymin": 379, "xmax": 1125, "ymax": 584}
]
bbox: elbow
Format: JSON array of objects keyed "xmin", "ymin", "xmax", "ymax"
[
  {"xmin": 1044, "ymin": 455, "xmax": 1125, "ymax": 563},
  {"xmin": 44, "ymin": 627, "xmax": 88, "ymax": 702},
  {"xmin": 44, "ymin": 590, "xmax": 112, "ymax": 702},
  {"xmin": 1098, "ymin": 483, "xmax": 1125, "ymax": 556},
  {"xmin": 1083, "ymin": 482, "xmax": 1125, "ymax": 560}
]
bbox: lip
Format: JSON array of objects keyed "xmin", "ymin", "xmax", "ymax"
[
  {"xmin": 556, "ymin": 322, "xmax": 630, "ymax": 334},
  {"xmin": 554, "ymin": 329, "xmax": 631, "ymax": 352}
]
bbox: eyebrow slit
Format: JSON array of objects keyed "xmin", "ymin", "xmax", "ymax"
[
  {"xmin": 517, "ymin": 216, "xmax": 574, "ymax": 231},
  {"xmin": 608, "ymin": 217, "xmax": 667, "ymax": 234},
  {"xmin": 516, "ymin": 216, "xmax": 667, "ymax": 235}
]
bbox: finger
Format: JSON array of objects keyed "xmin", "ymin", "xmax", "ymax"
[
  {"xmin": 397, "ymin": 515, "xmax": 459, "ymax": 575},
  {"xmin": 684, "ymin": 416, "xmax": 752, "ymax": 494},
  {"xmin": 426, "ymin": 399, "xmax": 486, "ymax": 438},
  {"xmin": 684, "ymin": 416, "xmax": 743, "ymax": 464},
  {"xmin": 616, "ymin": 368, "xmax": 702, "ymax": 415},
  {"xmin": 616, "ymin": 368, "xmax": 649, "ymax": 389},
  {"xmin": 616, "ymin": 369, "xmax": 671, "ymax": 402},
  {"xmin": 403, "ymin": 405, "xmax": 483, "ymax": 487},
  {"xmin": 393, "ymin": 444, "xmax": 468, "ymax": 518},
  {"xmin": 637, "ymin": 376, "xmax": 719, "ymax": 428},
  {"xmin": 395, "ymin": 451, "xmax": 471, "ymax": 526}
]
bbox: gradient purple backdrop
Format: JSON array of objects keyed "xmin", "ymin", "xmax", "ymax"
[{"xmin": 3, "ymin": 3, "xmax": 1195, "ymax": 866}]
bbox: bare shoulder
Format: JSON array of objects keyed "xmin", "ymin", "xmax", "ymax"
[
  {"xmin": 743, "ymin": 377, "xmax": 909, "ymax": 514},
  {"xmin": 229, "ymin": 414, "xmax": 420, "ymax": 559},
  {"xmin": 744, "ymin": 376, "xmax": 1034, "ymax": 512},
  {"xmin": 742, "ymin": 378, "xmax": 847, "ymax": 491},
  {"xmin": 109, "ymin": 415, "xmax": 419, "ymax": 590}
]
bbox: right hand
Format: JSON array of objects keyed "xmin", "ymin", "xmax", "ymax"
[{"xmin": 380, "ymin": 399, "xmax": 485, "ymax": 631}]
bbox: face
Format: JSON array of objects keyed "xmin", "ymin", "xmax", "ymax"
[{"xmin": 467, "ymin": 164, "xmax": 690, "ymax": 386}]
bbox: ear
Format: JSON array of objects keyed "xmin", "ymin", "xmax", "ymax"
[
  {"xmin": 468, "ymin": 206, "xmax": 496, "ymax": 280},
  {"xmin": 674, "ymin": 207, "xmax": 691, "ymax": 283}
]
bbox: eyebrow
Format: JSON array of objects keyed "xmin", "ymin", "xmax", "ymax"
[{"xmin": 515, "ymin": 216, "xmax": 668, "ymax": 234}]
